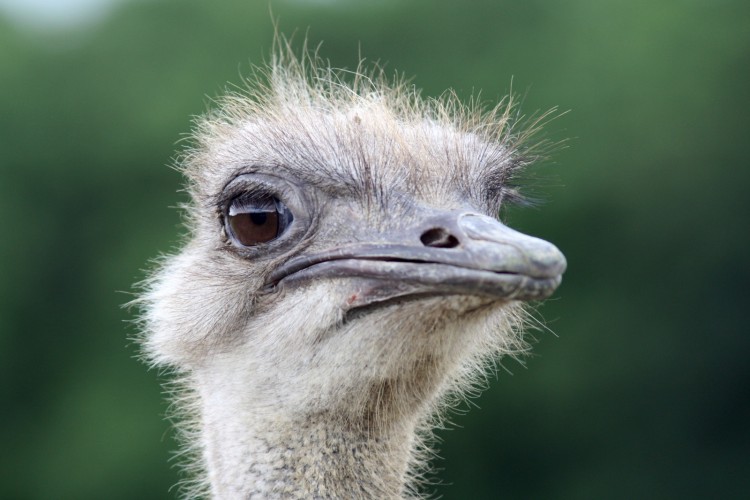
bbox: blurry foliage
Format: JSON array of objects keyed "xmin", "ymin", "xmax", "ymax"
[{"xmin": 1, "ymin": 0, "xmax": 749, "ymax": 498}]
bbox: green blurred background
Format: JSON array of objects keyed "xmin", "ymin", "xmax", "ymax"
[{"xmin": 1, "ymin": 0, "xmax": 748, "ymax": 498}]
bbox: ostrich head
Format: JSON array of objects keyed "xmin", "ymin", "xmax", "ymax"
[{"xmin": 138, "ymin": 49, "xmax": 565, "ymax": 498}]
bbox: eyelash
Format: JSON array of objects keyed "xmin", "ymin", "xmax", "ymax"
[{"xmin": 219, "ymin": 183, "xmax": 274, "ymax": 211}]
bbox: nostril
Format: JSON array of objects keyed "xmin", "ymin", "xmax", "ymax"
[{"xmin": 420, "ymin": 227, "xmax": 460, "ymax": 249}]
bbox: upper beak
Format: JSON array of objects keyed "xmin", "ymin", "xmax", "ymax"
[
  {"xmin": 454, "ymin": 214, "xmax": 566, "ymax": 280},
  {"xmin": 267, "ymin": 212, "xmax": 566, "ymax": 306}
]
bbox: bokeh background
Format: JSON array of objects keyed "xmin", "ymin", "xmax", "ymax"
[{"xmin": 1, "ymin": 0, "xmax": 748, "ymax": 498}]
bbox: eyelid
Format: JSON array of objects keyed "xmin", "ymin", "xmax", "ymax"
[
  {"xmin": 228, "ymin": 195, "xmax": 276, "ymax": 216},
  {"xmin": 216, "ymin": 172, "xmax": 282, "ymax": 210}
]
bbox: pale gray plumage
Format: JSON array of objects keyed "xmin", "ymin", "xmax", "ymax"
[{"xmin": 137, "ymin": 46, "xmax": 566, "ymax": 499}]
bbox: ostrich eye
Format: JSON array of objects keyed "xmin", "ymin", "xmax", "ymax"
[{"xmin": 226, "ymin": 195, "xmax": 293, "ymax": 247}]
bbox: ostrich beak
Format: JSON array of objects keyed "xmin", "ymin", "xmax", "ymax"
[{"xmin": 268, "ymin": 212, "xmax": 566, "ymax": 306}]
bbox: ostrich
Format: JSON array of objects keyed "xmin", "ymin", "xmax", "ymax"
[{"xmin": 137, "ymin": 48, "xmax": 566, "ymax": 499}]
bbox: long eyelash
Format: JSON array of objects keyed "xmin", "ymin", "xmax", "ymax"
[
  {"xmin": 228, "ymin": 195, "xmax": 275, "ymax": 216},
  {"xmin": 214, "ymin": 183, "xmax": 276, "ymax": 214}
]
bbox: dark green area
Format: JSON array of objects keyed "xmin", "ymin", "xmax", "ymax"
[{"xmin": 1, "ymin": 0, "xmax": 748, "ymax": 498}]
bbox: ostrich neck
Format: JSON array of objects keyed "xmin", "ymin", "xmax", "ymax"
[{"xmin": 198, "ymin": 388, "xmax": 419, "ymax": 499}]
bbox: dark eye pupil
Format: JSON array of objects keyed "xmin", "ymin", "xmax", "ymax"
[
  {"xmin": 226, "ymin": 196, "xmax": 292, "ymax": 247},
  {"xmin": 250, "ymin": 212, "xmax": 268, "ymax": 225}
]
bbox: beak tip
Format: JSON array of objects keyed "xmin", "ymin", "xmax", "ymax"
[
  {"xmin": 539, "ymin": 246, "xmax": 567, "ymax": 276},
  {"xmin": 521, "ymin": 240, "xmax": 566, "ymax": 280}
]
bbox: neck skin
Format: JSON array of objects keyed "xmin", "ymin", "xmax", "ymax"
[
  {"xmin": 199, "ymin": 403, "xmax": 418, "ymax": 499},
  {"xmin": 183, "ymin": 297, "xmax": 484, "ymax": 499}
]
